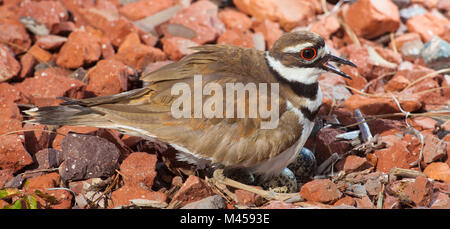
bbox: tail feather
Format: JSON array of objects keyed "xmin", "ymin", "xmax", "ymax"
[
  {"xmin": 24, "ymin": 87, "xmax": 152, "ymax": 127},
  {"xmin": 59, "ymin": 87, "xmax": 151, "ymax": 106},
  {"xmin": 24, "ymin": 105, "xmax": 109, "ymax": 127}
]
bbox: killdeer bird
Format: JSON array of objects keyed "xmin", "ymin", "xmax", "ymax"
[{"xmin": 25, "ymin": 31, "xmax": 356, "ymax": 181}]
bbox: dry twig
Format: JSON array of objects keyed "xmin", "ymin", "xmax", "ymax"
[
  {"xmin": 377, "ymin": 183, "xmax": 385, "ymax": 209},
  {"xmin": 389, "ymin": 167, "xmax": 423, "ymax": 179},
  {"xmin": 211, "ymin": 169, "xmax": 299, "ymax": 202},
  {"xmin": 390, "ymin": 32, "xmax": 397, "ymax": 54},
  {"xmin": 92, "ymin": 170, "xmax": 121, "ymax": 206},
  {"xmin": 354, "ymin": 109, "xmax": 372, "ymax": 142}
]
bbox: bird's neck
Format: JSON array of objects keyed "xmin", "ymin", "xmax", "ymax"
[{"xmin": 264, "ymin": 52, "xmax": 320, "ymax": 101}]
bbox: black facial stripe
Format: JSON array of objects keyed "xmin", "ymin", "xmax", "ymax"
[
  {"xmin": 283, "ymin": 46, "xmax": 328, "ymax": 69},
  {"xmin": 265, "ymin": 55, "xmax": 319, "ymax": 100},
  {"xmin": 300, "ymin": 106, "xmax": 320, "ymax": 122}
]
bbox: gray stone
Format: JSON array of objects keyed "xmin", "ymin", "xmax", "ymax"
[
  {"xmin": 400, "ymin": 4, "xmax": 427, "ymax": 22},
  {"xmin": 3, "ymin": 174, "xmax": 23, "ymax": 189},
  {"xmin": 401, "ymin": 40, "xmax": 424, "ymax": 60},
  {"xmin": 35, "ymin": 148, "xmax": 64, "ymax": 169},
  {"xmin": 364, "ymin": 178, "xmax": 382, "ymax": 196},
  {"xmin": 181, "ymin": 195, "xmax": 227, "ymax": 209},
  {"xmin": 350, "ymin": 184, "xmax": 367, "ymax": 198},
  {"xmin": 392, "ymin": 0, "xmax": 411, "ymax": 9},
  {"xmin": 19, "ymin": 16, "xmax": 49, "ymax": 36},
  {"xmin": 421, "ymin": 36, "xmax": 450, "ymax": 70},
  {"xmin": 59, "ymin": 133, "xmax": 121, "ymax": 181}
]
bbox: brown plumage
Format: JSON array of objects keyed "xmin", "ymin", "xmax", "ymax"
[{"xmin": 25, "ymin": 31, "xmax": 356, "ymax": 178}]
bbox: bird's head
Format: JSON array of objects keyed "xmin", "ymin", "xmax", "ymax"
[{"xmin": 266, "ymin": 30, "xmax": 356, "ymax": 84}]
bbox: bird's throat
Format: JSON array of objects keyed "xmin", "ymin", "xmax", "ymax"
[{"xmin": 265, "ymin": 52, "xmax": 320, "ymax": 100}]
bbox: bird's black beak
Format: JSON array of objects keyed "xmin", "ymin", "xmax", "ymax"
[{"xmin": 322, "ymin": 54, "xmax": 357, "ymax": 79}]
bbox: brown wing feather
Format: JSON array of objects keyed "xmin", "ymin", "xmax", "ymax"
[
  {"xmin": 90, "ymin": 77, "xmax": 301, "ymax": 167},
  {"xmin": 29, "ymin": 45, "xmax": 303, "ymax": 167}
]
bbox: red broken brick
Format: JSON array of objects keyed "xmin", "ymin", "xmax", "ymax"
[
  {"xmin": 19, "ymin": 53, "xmax": 37, "ymax": 79},
  {"xmin": 0, "ymin": 44, "xmax": 20, "ymax": 82},
  {"xmin": 119, "ymin": 0, "xmax": 176, "ymax": 21},
  {"xmin": 18, "ymin": 1, "xmax": 68, "ymax": 30},
  {"xmin": 384, "ymin": 75, "xmax": 411, "ymax": 92},
  {"xmin": 24, "ymin": 172, "xmax": 61, "ymax": 192},
  {"xmin": 0, "ymin": 99, "xmax": 23, "ymax": 136},
  {"xmin": 119, "ymin": 152, "xmax": 158, "ymax": 189},
  {"xmin": 333, "ymin": 196, "xmax": 355, "ymax": 207},
  {"xmin": 341, "ymin": 65, "xmax": 368, "ymax": 91},
  {"xmin": 15, "ymin": 67, "xmax": 86, "ymax": 107},
  {"xmin": 115, "ymin": 32, "xmax": 166, "ymax": 72},
  {"xmin": 430, "ymin": 192, "xmax": 450, "ymax": 209},
  {"xmin": 23, "ymin": 172, "xmax": 73, "ymax": 209},
  {"xmin": 252, "ymin": 18, "xmax": 283, "ymax": 49},
  {"xmin": 383, "ymin": 194, "xmax": 401, "ymax": 209},
  {"xmin": 374, "ymin": 137, "xmax": 410, "ymax": 173},
  {"xmin": 56, "ymin": 30, "xmax": 102, "ymax": 69},
  {"xmin": 336, "ymin": 155, "xmax": 372, "ymax": 173},
  {"xmin": 77, "ymin": 7, "xmax": 138, "ymax": 47},
  {"xmin": 406, "ymin": 12, "xmax": 449, "ymax": 42},
  {"xmin": 110, "ymin": 185, "xmax": 168, "ymax": 208},
  {"xmin": 260, "ymin": 200, "xmax": 298, "ymax": 209},
  {"xmin": 340, "ymin": 44, "xmax": 398, "ymax": 81},
  {"xmin": 217, "ymin": 29, "xmax": 254, "ymax": 48},
  {"xmin": 0, "ymin": 18, "xmax": 31, "ymax": 55},
  {"xmin": 171, "ymin": 175, "xmax": 215, "ymax": 207},
  {"xmin": 422, "ymin": 134, "xmax": 446, "ymax": 164},
  {"xmin": 166, "ymin": 0, "xmax": 225, "ymax": 44},
  {"xmin": 314, "ymin": 127, "xmax": 352, "ymax": 165},
  {"xmin": 402, "ymin": 175, "xmax": 433, "ymax": 207},
  {"xmin": 27, "ymin": 44, "xmax": 53, "ymax": 63},
  {"xmin": 0, "ymin": 134, "xmax": 33, "ymax": 173},
  {"xmin": 424, "ymin": 162, "xmax": 450, "ymax": 183},
  {"xmin": 344, "ymin": 94, "xmax": 421, "ymax": 116},
  {"xmin": 86, "ymin": 59, "xmax": 130, "ymax": 97},
  {"xmin": 300, "ymin": 179, "xmax": 342, "ymax": 203},
  {"xmin": 411, "ymin": 117, "xmax": 438, "ymax": 131},
  {"xmin": 218, "ymin": 8, "xmax": 252, "ymax": 31},
  {"xmin": 389, "ymin": 33, "xmax": 422, "ymax": 51},
  {"xmin": 355, "ymin": 196, "xmax": 375, "ymax": 209},
  {"xmin": 310, "ymin": 15, "xmax": 340, "ymax": 39},
  {"xmin": 161, "ymin": 37, "xmax": 199, "ymax": 61},
  {"xmin": 23, "ymin": 123, "xmax": 52, "ymax": 155},
  {"xmin": 234, "ymin": 0, "xmax": 318, "ymax": 31},
  {"xmin": 445, "ymin": 135, "xmax": 450, "ymax": 167},
  {"xmin": 343, "ymin": 0, "xmax": 400, "ymax": 39}
]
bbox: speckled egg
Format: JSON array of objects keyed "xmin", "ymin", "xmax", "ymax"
[
  {"xmin": 287, "ymin": 147, "xmax": 317, "ymax": 182},
  {"xmin": 259, "ymin": 168, "xmax": 298, "ymax": 193}
]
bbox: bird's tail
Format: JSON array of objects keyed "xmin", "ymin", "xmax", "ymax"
[
  {"xmin": 23, "ymin": 104, "xmax": 109, "ymax": 127},
  {"xmin": 23, "ymin": 87, "xmax": 152, "ymax": 128}
]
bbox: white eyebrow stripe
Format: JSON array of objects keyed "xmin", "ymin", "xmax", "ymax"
[
  {"xmin": 318, "ymin": 44, "xmax": 330, "ymax": 58},
  {"xmin": 282, "ymin": 42, "xmax": 314, "ymax": 53}
]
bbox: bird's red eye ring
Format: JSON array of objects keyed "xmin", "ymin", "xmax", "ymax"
[{"xmin": 300, "ymin": 47, "xmax": 317, "ymax": 61}]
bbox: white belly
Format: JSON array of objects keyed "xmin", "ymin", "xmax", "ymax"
[{"xmin": 250, "ymin": 91, "xmax": 321, "ymax": 179}]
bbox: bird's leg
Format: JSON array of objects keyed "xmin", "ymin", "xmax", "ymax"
[{"xmin": 212, "ymin": 169, "xmax": 299, "ymax": 202}]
